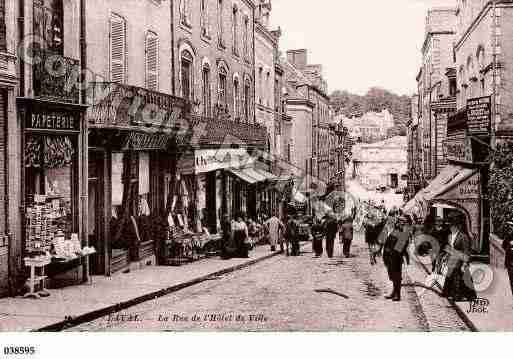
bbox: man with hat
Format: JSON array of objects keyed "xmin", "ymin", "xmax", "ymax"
[
  {"xmin": 383, "ymin": 215, "xmax": 410, "ymax": 301},
  {"xmin": 323, "ymin": 210, "xmax": 339, "ymax": 258},
  {"xmin": 340, "ymin": 215, "xmax": 354, "ymax": 258}
]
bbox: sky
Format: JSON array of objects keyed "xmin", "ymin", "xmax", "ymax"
[{"xmin": 269, "ymin": 0, "xmax": 455, "ymax": 96}]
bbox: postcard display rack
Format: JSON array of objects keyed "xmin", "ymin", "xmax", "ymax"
[{"xmin": 24, "ymin": 195, "xmax": 96, "ymax": 298}]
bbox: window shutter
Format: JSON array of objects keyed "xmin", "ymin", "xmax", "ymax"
[
  {"xmin": 110, "ymin": 14, "xmax": 126, "ymax": 84},
  {"xmin": 145, "ymin": 32, "xmax": 159, "ymax": 91},
  {"xmin": 0, "ymin": 0, "xmax": 6, "ymax": 51}
]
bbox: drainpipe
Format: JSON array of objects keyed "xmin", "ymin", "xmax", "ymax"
[
  {"xmin": 170, "ymin": 0, "xmax": 176, "ymax": 96},
  {"xmin": 79, "ymin": 0, "xmax": 90, "ymax": 284},
  {"xmin": 18, "ymin": 0, "xmax": 24, "ymax": 96},
  {"xmin": 5, "ymin": 92, "xmax": 12, "ymax": 295},
  {"xmin": 80, "ymin": 0, "xmax": 87, "ymax": 105}
]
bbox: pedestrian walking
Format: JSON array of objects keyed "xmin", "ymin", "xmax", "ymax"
[
  {"xmin": 503, "ymin": 222, "xmax": 513, "ymax": 307},
  {"xmin": 264, "ymin": 212, "xmax": 285, "ymax": 253},
  {"xmin": 383, "ymin": 215, "xmax": 410, "ymax": 302},
  {"xmin": 324, "ymin": 211, "xmax": 338, "ymax": 259},
  {"xmin": 232, "ymin": 212, "xmax": 250, "ymax": 258},
  {"xmin": 340, "ymin": 216, "xmax": 354, "ymax": 258},
  {"xmin": 311, "ymin": 217, "xmax": 324, "ymax": 257},
  {"xmin": 441, "ymin": 212, "xmax": 476, "ymax": 302},
  {"xmin": 285, "ymin": 211, "xmax": 301, "ymax": 256}
]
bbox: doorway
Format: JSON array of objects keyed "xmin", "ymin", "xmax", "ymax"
[
  {"xmin": 88, "ymin": 151, "xmax": 108, "ymax": 275},
  {"xmin": 390, "ymin": 173, "xmax": 398, "ymax": 189}
]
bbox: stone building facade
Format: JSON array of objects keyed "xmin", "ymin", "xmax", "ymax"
[
  {"xmin": 254, "ymin": 0, "xmax": 280, "ymax": 165},
  {"xmin": 0, "ymin": 0, "xmax": 18, "ymax": 297},
  {"xmin": 282, "ymin": 49, "xmax": 344, "ymax": 193},
  {"xmin": 172, "ymin": 0, "xmax": 256, "ymax": 124},
  {"xmin": 417, "ymin": 7, "xmax": 457, "ymax": 183},
  {"xmin": 451, "ymin": 0, "xmax": 513, "ymax": 266}
]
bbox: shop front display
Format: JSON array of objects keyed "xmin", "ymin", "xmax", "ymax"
[
  {"xmin": 19, "ymin": 98, "xmax": 90, "ymax": 293},
  {"xmin": 88, "ymin": 82, "xmax": 187, "ymax": 274}
]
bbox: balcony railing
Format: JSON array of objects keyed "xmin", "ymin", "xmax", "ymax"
[
  {"xmin": 88, "ymin": 82, "xmax": 186, "ymax": 128},
  {"xmin": 188, "ymin": 114, "xmax": 268, "ymax": 148},
  {"xmin": 33, "ymin": 49, "xmax": 80, "ymax": 104}
]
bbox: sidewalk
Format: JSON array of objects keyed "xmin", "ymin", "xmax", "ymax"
[
  {"xmin": 0, "ymin": 245, "xmax": 286, "ymax": 332},
  {"xmin": 407, "ymin": 252, "xmax": 513, "ymax": 331},
  {"xmin": 453, "ymin": 266, "xmax": 513, "ymax": 331}
]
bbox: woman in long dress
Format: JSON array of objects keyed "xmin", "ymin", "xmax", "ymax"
[{"xmin": 232, "ymin": 213, "xmax": 249, "ymax": 258}]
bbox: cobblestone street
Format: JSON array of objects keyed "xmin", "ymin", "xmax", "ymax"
[{"xmin": 70, "ymin": 233, "xmax": 469, "ymax": 332}]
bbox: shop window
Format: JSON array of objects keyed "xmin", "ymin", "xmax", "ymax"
[
  {"xmin": 145, "ymin": 31, "xmax": 159, "ymax": 91},
  {"xmin": 181, "ymin": 50, "xmax": 193, "ymax": 100},
  {"xmin": 24, "ymin": 135, "xmax": 77, "ymax": 254},
  {"xmin": 202, "ymin": 64, "xmax": 211, "ymax": 116},
  {"xmin": 110, "ymin": 13, "xmax": 127, "ymax": 84}
]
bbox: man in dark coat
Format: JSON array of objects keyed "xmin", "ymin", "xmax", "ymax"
[
  {"xmin": 383, "ymin": 216, "xmax": 410, "ymax": 301},
  {"xmin": 324, "ymin": 211, "xmax": 339, "ymax": 258},
  {"xmin": 340, "ymin": 216, "xmax": 354, "ymax": 258}
]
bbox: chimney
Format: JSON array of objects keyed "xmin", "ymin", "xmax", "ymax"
[{"xmin": 286, "ymin": 49, "xmax": 307, "ymax": 70}]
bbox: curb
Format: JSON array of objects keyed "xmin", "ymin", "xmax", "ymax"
[
  {"xmin": 413, "ymin": 258, "xmax": 478, "ymax": 332},
  {"xmin": 33, "ymin": 244, "xmax": 306, "ymax": 332}
]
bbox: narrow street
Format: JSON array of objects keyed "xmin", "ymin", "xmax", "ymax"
[{"xmin": 69, "ymin": 233, "xmax": 466, "ymax": 332}]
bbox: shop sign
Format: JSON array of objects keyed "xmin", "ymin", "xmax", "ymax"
[
  {"xmin": 444, "ymin": 137, "xmax": 473, "ymax": 164},
  {"xmin": 467, "ymin": 96, "xmax": 491, "ymax": 135},
  {"xmin": 26, "ymin": 110, "xmax": 80, "ymax": 131},
  {"xmin": 123, "ymin": 132, "xmax": 170, "ymax": 151}
]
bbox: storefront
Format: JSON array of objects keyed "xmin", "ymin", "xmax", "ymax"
[
  {"xmin": 18, "ymin": 98, "xmax": 90, "ymax": 289},
  {"xmin": 88, "ymin": 82, "xmax": 186, "ymax": 274},
  {"xmin": 403, "ymin": 96, "xmax": 491, "ymax": 261}
]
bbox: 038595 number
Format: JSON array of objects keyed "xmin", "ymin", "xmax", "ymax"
[{"xmin": 3, "ymin": 346, "xmax": 36, "ymax": 355}]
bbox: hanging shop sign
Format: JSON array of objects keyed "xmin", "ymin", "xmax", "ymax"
[
  {"xmin": 194, "ymin": 148, "xmax": 255, "ymax": 174},
  {"xmin": 444, "ymin": 137, "xmax": 473, "ymax": 164},
  {"xmin": 467, "ymin": 96, "xmax": 491, "ymax": 135},
  {"xmin": 123, "ymin": 131, "xmax": 170, "ymax": 151}
]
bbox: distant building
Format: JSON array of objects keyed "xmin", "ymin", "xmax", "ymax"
[
  {"xmin": 352, "ymin": 136, "xmax": 408, "ymax": 191},
  {"xmin": 281, "ymin": 49, "xmax": 344, "ymax": 192},
  {"xmin": 336, "ymin": 109, "xmax": 395, "ymax": 144}
]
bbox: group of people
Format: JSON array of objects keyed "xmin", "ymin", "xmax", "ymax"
[{"xmin": 362, "ymin": 204, "xmax": 477, "ymax": 303}]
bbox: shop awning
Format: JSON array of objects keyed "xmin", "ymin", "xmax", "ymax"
[
  {"xmin": 402, "ymin": 165, "xmax": 478, "ymax": 217},
  {"xmin": 228, "ymin": 167, "xmax": 276, "ymax": 185}
]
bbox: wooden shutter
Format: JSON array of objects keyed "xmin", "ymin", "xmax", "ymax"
[
  {"xmin": 145, "ymin": 32, "xmax": 159, "ymax": 91},
  {"xmin": 0, "ymin": 0, "xmax": 6, "ymax": 51},
  {"xmin": 110, "ymin": 14, "xmax": 126, "ymax": 84}
]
